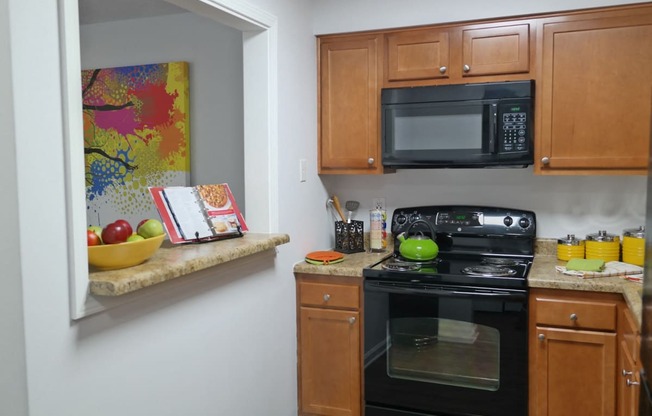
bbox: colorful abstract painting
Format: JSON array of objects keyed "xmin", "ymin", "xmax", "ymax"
[{"xmin": 82, "ymin": 61, "xmax": 190, "ymax": 228}]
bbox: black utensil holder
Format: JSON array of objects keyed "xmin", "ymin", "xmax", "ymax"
[{"xmin": 334, "ymin": 220, "xmax": 364, "ymax": 254}]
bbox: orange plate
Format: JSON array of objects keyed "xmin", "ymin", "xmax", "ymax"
[{"xmin": 305, "ymin": 250, "xmax": 344, "ymax": 265}]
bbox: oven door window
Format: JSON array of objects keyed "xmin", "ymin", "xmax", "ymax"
[{"xmin": 387, "ymin": 317, "xmax": 499, "ymax": 391}]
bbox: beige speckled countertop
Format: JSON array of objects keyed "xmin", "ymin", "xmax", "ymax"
[
  {"xmin": 293, "ymin": 238, "xmax": 643, "ymax": 325},
  {"xmin": 90, "ymin": 233, "xmax": 290, "ymax": 296}
]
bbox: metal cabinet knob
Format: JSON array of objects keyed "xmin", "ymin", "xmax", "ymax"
[
  {"xmin": 623, "ymin": 369, "xmax": 633, "ymax": 377},
  {"xmin": 463, "ymin": 64, "xmax": 471, "ymax": 72},
  {"xmin": 570, "ymin": 313, "xmax": 578, "ymax": 321},
  {"xmin": 627, "ymin": 379, "xmax": 640, "ymax": 387},
  {"xmin": 439, "ymin": 66, "xmax": 447, "ymax": 74},
  {"xmin": 368, "ymin": 157, "xmax": 375, "ymax": 165},
  {"xmin": 323, "ymin": 294, "xmax": 330, "ymax": 302},
  {"xmin": 541, "ymin": 156, "xmax": 550, "ymax": 165},
  {"xmin": 348, "ymin": 317, "xmax": 356, "ymax": 325},
  {"xmin": 538, "ymin": 334, "xmax": 545, "ymax": 341}
]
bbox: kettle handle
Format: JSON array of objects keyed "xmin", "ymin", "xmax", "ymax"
[{"xmin": 405, "ymin": 219, "xmax": 436, "ymax": 237}]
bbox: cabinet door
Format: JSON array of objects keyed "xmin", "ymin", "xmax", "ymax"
[
  {"xmin": 538, "ymin": 14, "xmax": 652, "ymax": 173},
  {"xmin": 461, "ymin": 24, "xmax": 530, "ymax": 77},
  {"xmin": 534, "ymin": 326, "xmax": 616, "ymax": 416},
  {"xmin": 385, "ymin": 29, "xmax": 450, "ymax": 82},
  {"xmin": 299, "ymin": 307, "xmax": 361, "ymax": 416},
  {"xmin": 618, "ymin": 340, "xmax": 641, "ymax": 416},
  {"xmin": 319, "ymin": 35, "xmax": 382, "ymax": 174}
]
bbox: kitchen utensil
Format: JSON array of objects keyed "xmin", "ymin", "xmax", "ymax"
[
  {"xmin": 326, "ymin": 198, "xmax": 340, "ymax": 221},
  {"xmin": 557, "ymin": 234, "xmax": 585, "ymax": 261},
  {"xmin": 585, "ymin": 230, "xmax": 620, "ymax": 262},
  {"xmin": 345, "ymin": 200, "xmax": 360, "ymax": 222},
  {"xmin": 331, "ymin": 195, "xmax": 347, "ymax": 222},
  {"xmin": 622, "ymin": 226, "xmax": 645, "ymax": 266},
  {"xmin": 396, "ymin": 219, "xmax": 439, "ymax": 261}
]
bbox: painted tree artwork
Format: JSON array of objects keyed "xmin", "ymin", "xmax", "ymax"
[{"xmin": 82, "ymin": 61, "xmax": 190, "ymax": 228}]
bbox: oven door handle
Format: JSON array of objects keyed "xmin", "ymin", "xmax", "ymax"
[{"xmin": 365, "ymin": 281, "xmax": 526, "ymax": 301}]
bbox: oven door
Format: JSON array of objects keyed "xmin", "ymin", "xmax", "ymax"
[{"xmin": 364, "ymin": 280, "xmax": 528, "ymax": 416}]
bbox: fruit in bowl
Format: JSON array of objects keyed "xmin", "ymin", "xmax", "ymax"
[{"xmin": 87, "ymin": 219, "xmax": 166, "ymax": 270}]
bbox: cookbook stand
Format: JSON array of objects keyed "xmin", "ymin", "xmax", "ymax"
[{"xmin": 191, "ymin": 225, "xmax": 244, "ymax": 244}]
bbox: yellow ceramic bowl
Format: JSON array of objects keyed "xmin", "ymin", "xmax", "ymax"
[{"xmin": 88, "ymin": 234, "xmax": 165, "ymax": 270}]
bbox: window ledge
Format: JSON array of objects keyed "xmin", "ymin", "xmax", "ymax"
[{"xmin": 88, "ymin": 233, "xmax": 290, "ymax": 296}]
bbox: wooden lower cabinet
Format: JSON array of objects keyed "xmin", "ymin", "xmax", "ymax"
[
  {"xmin": 533, "ymin": 326, "xmax": 617, "ymax": 415},
  {"xmin": 296, "ymin": 274, "xmax": 362, "ymax": 416},
  {"xmin": 529, "ymin": 289, "xmax": 623, "ymax": 416},
  {"xmin": 618, "ymin": 306, "xmax": 641, "ymax": 416}
]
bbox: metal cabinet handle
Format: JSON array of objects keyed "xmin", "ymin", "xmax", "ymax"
[
  {"xmin": 623, "ymin": 369, "xmax": 633, "ymax": 377},
  {"xmin": 368, "ymin": 157, "xmax": 375, "ymax": 165},
  {"xmin": 538, "ymin": 334, "xmax": 545, "ymax": 341},
  {"xmin": 627, "ymin": 379, "xmax": 640, "ymax": 387},
  {"xmin": 439, "ymin": 66, "xmax": 447, "ymax": 74},
  {"xmin": 348, "ymin": 317, "xmax": 356, "ymax": 325},
  {"xmin": 323, "ymin": 294, "xmax": 330, "ymax": 302},
  {"xmin": 541, "ymin": 157, "xmax": 550, "ymax": 165},
  {"xmin": 570, "ymin": 313, "xmax": 578, "ymax": 321},
  {"xmin": 463, "ymin": 64, "xmax": 471, "ymax": 72}
]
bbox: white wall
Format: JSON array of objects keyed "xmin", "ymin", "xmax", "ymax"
[
  {"xmin": 313, "ymin": 0, "xmax": 648, "ymax": 240},
  {"xmin": 0, "ymin": 0, "xmax": 29, "ymax": 413},
  {"xmin": 80, "ymin": 12, "xmax": 246, "ymax": 210},
  {"xmin": 2, "ymin": 0, "xmax": 325, "ymax": 415}
]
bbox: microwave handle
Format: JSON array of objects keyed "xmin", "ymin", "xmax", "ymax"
[{"xmin": 489, "ymin": 103, "xmax": 498, "ymax": 154}]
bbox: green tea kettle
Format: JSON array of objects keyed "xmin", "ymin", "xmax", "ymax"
[{"xmin": 397, "ymin": 220, "xmax": 439, "ymax": 261}]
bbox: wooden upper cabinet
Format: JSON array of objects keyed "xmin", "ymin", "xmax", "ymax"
[
  {"xmin": 385, "ymin": 22, "xmax": 531, "ymax": 85},
  {"xmin": 386, "ymin": 29, "xmax": 450, "ymax": 82},
  {"xmin": 536, "ymin": 11, "xmax": 652, "ymax": 174},
  {"xmin": 461, "ymin": 24, "xmax": 530, "ymax": 77},
  {"xmin": 318, "ymin": 34, "xmax": 383, "ymax": 174}
]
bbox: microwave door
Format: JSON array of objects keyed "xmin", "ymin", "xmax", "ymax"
[{"xmin": 382, "ymin": 101, "xmax": 495, "ymax": 167}]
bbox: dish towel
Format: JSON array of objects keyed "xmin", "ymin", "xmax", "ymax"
[
  {"xmin": 555, "ymin": 260, "xmax": 643, "ymax": 279},
  {"xmin": 566, "ymin": 258, "xmax": 605, "ymax": 272}
]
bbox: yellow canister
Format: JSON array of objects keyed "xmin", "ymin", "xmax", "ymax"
[
  {"xmin": 622, "ymin": 226, "xmax": 645, "ymax": 267},
  {"xmin": 557, "ymin": 234, "xmax": 585, "ymax": 261},
  {"xmin": 585, "ymin": 230, "xmax": 620, "ymax": 263}
]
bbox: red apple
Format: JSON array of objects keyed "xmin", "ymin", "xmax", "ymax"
[
  {"xmin": 87, "ymin": 229, "xmax": 101, "ymax": 246},
  {"xmin": 102, "ymin": 222, "xmax": 131, "ymax": 244},
  {"xmin": 114, "ymin": 219, "xmax": 133, "ymax": 236}
]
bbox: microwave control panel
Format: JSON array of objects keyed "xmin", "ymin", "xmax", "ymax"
[{"xmin": 499, "ymin": 103, "xmax": 530, "ymax": 153}]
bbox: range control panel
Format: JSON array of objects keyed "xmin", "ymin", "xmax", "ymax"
[{"xmin": 392, "ymin": 205, "xmax": 536, "ymax": 238}]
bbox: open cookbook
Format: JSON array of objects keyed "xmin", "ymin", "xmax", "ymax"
[{"xmin": 149, "ymin": 183, "xmax": 248, "ymax": 244}]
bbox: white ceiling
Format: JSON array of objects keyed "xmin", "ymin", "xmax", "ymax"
[{"xmin": 78, "ymin": 0, "xmax": 188, "ymax": 25}]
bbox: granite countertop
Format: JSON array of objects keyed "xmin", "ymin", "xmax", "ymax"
[
  {"xmin": 90, "ymin": 233, "xmax": 290, "ymax": 296},
  {"xmin": 293, "ymin": 238, "xmax": 643, "ymax": 325}
]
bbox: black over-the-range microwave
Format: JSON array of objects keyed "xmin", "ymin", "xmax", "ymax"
[{"xmin": 381, "ymin": 80, "xmax": 534, "ymax": 169}]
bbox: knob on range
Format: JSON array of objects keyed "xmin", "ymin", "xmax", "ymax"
[
  {"xmin": 503, "ymin": 216, "xmax": 513, "ymax": 227},
  {"xmin": 396, "ymin": 214, "xmax": 407, "ymax": 225},
  {"xmin": 518, "ymin": 217, "xmax": 531, "ymax": 229}
]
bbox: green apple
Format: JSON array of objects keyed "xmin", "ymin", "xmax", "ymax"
[
  {"xmin": 127, "ymin": 234, "xmax": 145, "ymax": 242},
  {"xmin": 137, "ymin": 219, "xmax": 165, "ymax": 239},
  {"xmin": 88, "ymin": 225, "xmax": 103, "ymax": 244}
]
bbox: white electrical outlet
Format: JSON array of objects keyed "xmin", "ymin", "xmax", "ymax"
[
  {"xmin": 299, "ymin": 159, "xmax": 307, "ymax": 182},
  {"xmin": 372, "ymin": 198, "xmax": 386, "ymax": 210}
]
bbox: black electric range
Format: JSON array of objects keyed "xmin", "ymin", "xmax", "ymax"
[{"xmin": 363, "ymin": 205, "xmax": 536, "ymax": 289}]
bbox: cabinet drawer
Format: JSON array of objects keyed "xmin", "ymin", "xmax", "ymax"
[
  {"xmin": 535, "ymin": 297, "xmax": 618, "ymax": 331},
  {"xmin": 299, "ymin": 281, "xmax": 360, "ymax": 309}
]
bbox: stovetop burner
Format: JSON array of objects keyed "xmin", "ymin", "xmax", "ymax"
[
  {"xmin": 461, "ymin": 265, "xmax": 518, "ymax": 277},
  {"xmin": 481, "ymin": 257, "xmax": 524, "ymax": 267},
  {"xmin": 381, "ymin": 257, "xmax": 440, "ymax": 272}
]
